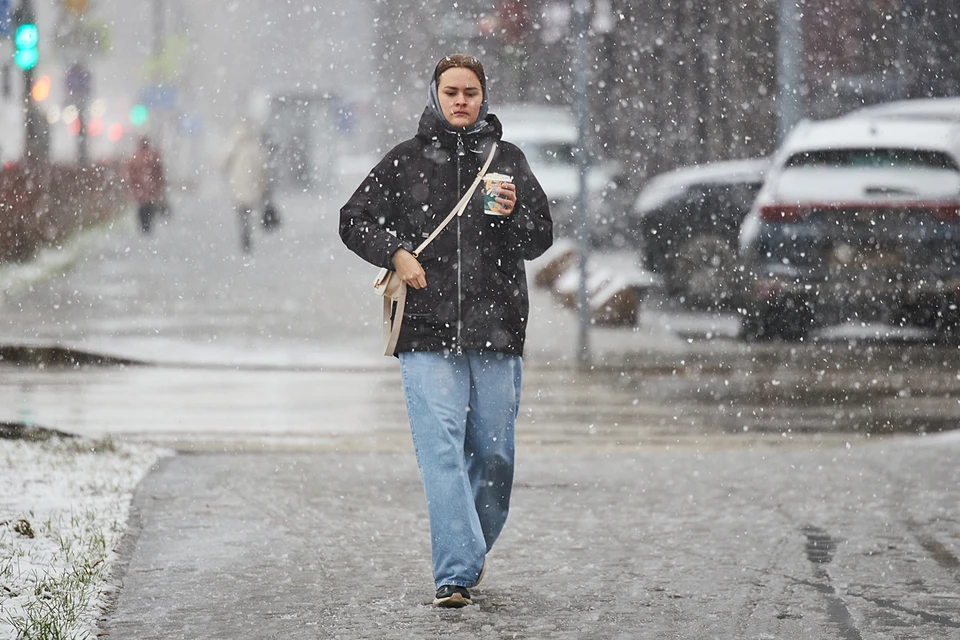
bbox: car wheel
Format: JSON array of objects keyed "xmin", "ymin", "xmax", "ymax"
[
  {"xmin": 901, "ymin": 302, "xmax": 960, "ymax": 344},
  {"xmin": 667, "ymin": 234, "xmax": 737, "ymax": 307},
  {"xmin": 638, "ymin": 226, "xmax": 666, "ymax": 275},
  {"xmin": 933, "ymin": 309, "xmax": 960, "ymax": 345},
  {"xmin": 741, "ymin": 297, "xmax": 816, "ymax": 342}
]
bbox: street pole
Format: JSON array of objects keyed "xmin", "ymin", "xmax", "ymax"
[
  {"xmin": 152, "ymin": 0, "xmax": 163, "ymax": 143},
  {"xmin": 153, "ymin": 0, "xmax": 162, "ymax": 59},
  {"xmin": 76, "ymin": 93, "xmax": 88, "ymax": 163},
  {"xmin": 15, "ymin": 0, "xmax": 45, "ymax": 164},
  {"xmin": 572, "ymin": 0, "xmax": 593, "ymax": 370},
  {"xmin": 777, "ymin": 0, "xmax": 803, "ymax": 142}
]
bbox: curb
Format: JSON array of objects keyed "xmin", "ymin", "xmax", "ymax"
[{"xmin": 0, "ymin": 211, "xmax": 135, "ymax": 303}]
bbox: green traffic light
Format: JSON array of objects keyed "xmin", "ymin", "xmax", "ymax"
[
  {"xmin": 13, "ymin": 24, "xmax": 39, "ymax": 71},
  {"xmin": 15, "ymin": 24, "xmax": 38, "ymax": 50},
  {"xmin": 129, "ymin": 104, "xmax": 148, "ymax": 127},
  {"xmin": 13, "ymin": 48, "xmax": 38, "ymax": 71}
]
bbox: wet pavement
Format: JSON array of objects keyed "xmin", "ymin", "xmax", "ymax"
[
  {"xmin": 99, "ymin": 438, "xmax": 960, "ymax": 639},
  {"xmin": 1, "ymin": 183, "xmax": 959, "ymax": 637}
]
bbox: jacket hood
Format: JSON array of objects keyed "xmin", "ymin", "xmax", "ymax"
[
  {"xmin": 415, "ymin": 106, "xmax": 502, "ymax": 152},
  {"xmin": 425, "ymin": 64, "xmax": 490, "ymax": 132}
]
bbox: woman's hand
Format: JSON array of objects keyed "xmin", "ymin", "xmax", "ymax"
[
  {"xmin": 496, "ymin": 182, "xmax": 517, "ymax": 215},
  {"xmin": 392, "ymin": 249, "xmax": 427, "ymax": 289}
]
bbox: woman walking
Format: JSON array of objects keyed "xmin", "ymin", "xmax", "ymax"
[
  {"xmin": 339, "ymin": 54, "xmax": 552, "ymax": 607},
  {"xmin": 223, "ymin": 122, "xmax": 268, "ymax": 254}
]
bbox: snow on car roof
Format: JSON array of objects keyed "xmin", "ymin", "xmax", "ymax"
[
  {"xmin": 647, "ymin": 158, "xmax": 768, "ymax": 187},
  {"xmin": 634, "ymin": 158, "xmax": 768, "ymax": 212},
  {"xmin": 845, "ymin": 97, "xmax": 960, "ymax": 123},
  {"xmin": 783, "ymin": 117, "xmax": 960, "ymax": 156}
]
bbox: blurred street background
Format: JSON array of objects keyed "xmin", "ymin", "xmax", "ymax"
[
  {"xmin": 2, "ymin": 1, "xmax": 958, "ymax": 202},
  {"xmin": 0, "ymin": 0, "xmax": 955, "ymax": 443},
  {"xmin": 1, "ymin": 1, "xmax": 960, "ymax": 637}
]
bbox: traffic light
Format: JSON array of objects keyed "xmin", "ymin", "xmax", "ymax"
[
  {"xmin": 30, "ymin": 73, "xmax": 49, "ymax": 101},
  {"xmin": 13, "ymin": 21, "xmax": 38, "ymax": 71},
  {"xmin": 129, "ymin": 104, "xmax": 148, "ymax": 127}
]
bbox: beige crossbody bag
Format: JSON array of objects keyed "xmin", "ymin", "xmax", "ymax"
[{"xmin": 373, "ymin": 142, "xmax": 498, "ymax": 356}]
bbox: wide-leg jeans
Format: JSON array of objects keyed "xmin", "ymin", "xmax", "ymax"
[{"xmin": 399, "ymin": 350, "xmax": 522, "ymax": 589}]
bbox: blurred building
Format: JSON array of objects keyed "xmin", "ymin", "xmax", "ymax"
[
  {"xmin": 373, "ymin": 0, "xmax": 959, "ymax": 193},
  {"xmin": 601, "ymin": 0, "xmax": 958, "ymax": 188},
  {"xmin": 804, "ymin": 0, "xmax": 960, "ymax": 118},
  {"xmin": 602, "ymin": 0, "xmax": 779, "ymax": 183}
]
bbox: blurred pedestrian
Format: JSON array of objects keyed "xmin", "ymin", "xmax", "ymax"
[
  {"xmin": 223, "ymin": 122, "xmax": 268, "ymax": 253},
  {"xmin": 260, "ymin": 132, "xmax": 282, "ymax": 231},
  {"xmin": 339, "ymin": 54, "xmax": 552, "ymax": 608},
  {"xmin": 124, "ymin": 136, "xmax": 167, "ymax": 234}
]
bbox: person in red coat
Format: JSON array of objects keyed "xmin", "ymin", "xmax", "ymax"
[{"xmin": 125, "ymin": 137, "xmax": 167, "ymax": 234}]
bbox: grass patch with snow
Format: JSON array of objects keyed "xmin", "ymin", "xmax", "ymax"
[{"xmin": 0, "ymin": 435, "xmax": 166, "ymax": 639}]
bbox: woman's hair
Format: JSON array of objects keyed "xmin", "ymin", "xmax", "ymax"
[{"xmin": 435, "ymin": 54, "xmax": 486, "ymax": 90}]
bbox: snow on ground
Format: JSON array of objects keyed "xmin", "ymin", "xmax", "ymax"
[{"xmin": 0, "ymin": 434, "xmax": 167, "ymax": 639}]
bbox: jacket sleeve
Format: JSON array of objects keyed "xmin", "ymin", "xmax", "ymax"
[
  {"xmin": 509, "ymin": 151, "xmax": 554, "ymax": 260},
  {"xmin": 339, "ymin": 150, "xmax": 410, "ymax": 269}
]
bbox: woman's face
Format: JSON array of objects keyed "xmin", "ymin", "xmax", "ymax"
[{"xmin": 437, "ymin": 67, "xmax": 483, "ymax": 128}]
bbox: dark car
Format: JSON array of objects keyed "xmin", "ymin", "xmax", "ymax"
[
  {"xmin": 630, "ymin": 159, "xmax": 766, "ymax": 307},
  {"xmin": 738, "ymin": 117, "xmax": 960, "ymax": 341}
]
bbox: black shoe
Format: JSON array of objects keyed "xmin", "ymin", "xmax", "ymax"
[{"xmin": 433, "ymin": 585, "xmax": 472, "ymax": 608}]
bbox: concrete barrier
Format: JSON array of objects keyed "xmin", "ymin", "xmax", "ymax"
[{"xmin": 533, "ymin": 246, "xmax": 662, "ymax": 327}]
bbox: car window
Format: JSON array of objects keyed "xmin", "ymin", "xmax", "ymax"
[
  {"xmin": 519, "ymin": 142, "xmax": 576, "ymax": 166},
  {"xmin": 784, "ymin": 148, "xmax": 959, "ymax": 171},
  {"xmin": 681, "ymin": 183, "xmax": 762, "ymax": 221},
  {"xmin": 715, "ymin": 183, "xmax": 762, "ymax": 211},
  {"xmin": 693, "ymin": 183, "xmax": 760, "ymax": 208}
]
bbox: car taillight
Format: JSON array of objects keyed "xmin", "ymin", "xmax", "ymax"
[
  {"xmin": 758, "ymin": 204, "xmax": 806, "ymax": 222},
  {"xmin": 931, "ymin": 204, "xmax": 960, "ymax": 221},
  {"xmin": 753, "ymin": 278, "xmax": 783, "ymax": 299}
]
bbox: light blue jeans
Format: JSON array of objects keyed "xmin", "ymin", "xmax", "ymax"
[{"xmin": 399, "ymin": 350, "xmax": 522, "ymax": 589}]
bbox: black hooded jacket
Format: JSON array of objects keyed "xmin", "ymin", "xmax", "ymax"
[{"xmin": 339, "ymin": 107, "xmax": 553, "ymax": 356}]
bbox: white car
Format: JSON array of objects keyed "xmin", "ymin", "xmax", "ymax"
[
  {"xmin": 494, "ymin": 103, "xmax": 616, "ymax": 238},
  {"xmin": 738, "ymin": 116, "xmax": 960, "ymax": 340}
]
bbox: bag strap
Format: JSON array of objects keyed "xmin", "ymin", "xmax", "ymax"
[
  {"xmin": 382, "ymin": 283, "xmax": 407, "ymax": 356},
  {"xmin": 380, "ymin": 143, "xmax": 496, "ymax": 357},
  {"xmin": 413, "ymin": 142, "xmax": 498, "ymax": 257}
]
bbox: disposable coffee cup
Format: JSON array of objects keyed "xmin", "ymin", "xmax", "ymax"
[{"xmin": 483, "ymin": 173, "xmax": 514, "ymax": 215}]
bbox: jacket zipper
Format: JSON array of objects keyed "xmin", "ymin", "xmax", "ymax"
[{"xmin": 455, "ymin": 135, "xmax": 464, "ymax": 355}]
